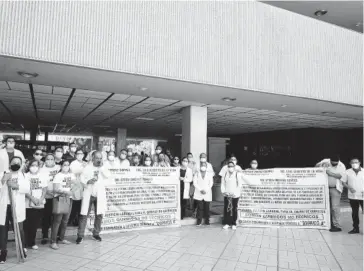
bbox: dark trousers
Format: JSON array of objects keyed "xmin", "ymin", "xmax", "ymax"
[
  {"xmin": 78, "ymin": 196, "xmax": 103, "ymax": 238},
  {"xmin": 223, "ymin": 197, "xmax": 239, "ymax": 226},
  {"xmin": 180, "ymin": 181, "xmax": 186, "ymax": 219},
  {"xmin": 68, "ymin": 200, "xmax": 82, "ymax": 226},
  {"xmin": 24, "ymin": 208, "xmax": 43, "ymax": 247},
  {"xmin": 196, "ymin": 200, "xmax": 210, "ymax": 225},
  {"xmin": 350, "ymin": 199, "xmax": 363, "ymax": 229},
  {"xmin": 0, "ymin": 205, "xmax": 25, "ymax": 250},
  {"xmin": 41, "ymin": 199, "xmax": 53, "ymax": 238}
]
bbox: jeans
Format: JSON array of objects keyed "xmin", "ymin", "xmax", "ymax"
[
  {"xmin": 51, "ymin": 200, "xmax": 72, "ymax": 243},
  {"xmin": 223, "ymin": 197, "xmax": 239, "ymax": 226},
  {"xmin": 329, "ymin": 188, "xmax": 341, "ymax": 228},
  {"xmin": 78, "ymin": 196, "xmax": 103, "ymax": 238},
  {"xmin": 196, "ymin": 200, "xmax": 210, "ymax": 225},
  {"xmin": 41, "ymin": 199, "xmax": 53, "ymax": 238},
  {"xmin": 0, "ymin": 205, "xmax": 25, "ymax": 250},
  {"xmin": 350, "ymin": 199, "xmax": 363, "ymax": 229},
  {"xmin": 24, "ymin": 208, "xmax": 43, "ymax": 247}
]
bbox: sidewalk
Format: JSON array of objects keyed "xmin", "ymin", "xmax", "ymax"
[{"xmin": 1, "ymin": 211, "xmax": 362, "ymax": 271}]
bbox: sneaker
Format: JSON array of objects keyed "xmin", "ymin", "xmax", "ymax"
[
  {"xmin": 23, "ymin": 248, "xmax": 27, "ymax": 259},
  {"xmin": 232, "ymin": 226, "xmax": 237, "ymax": 230},
  {"xmin": 23, "ymin": 248, "xmax": 28, "ymax": 253},
  {"xmin": 92, "ymin": 235, "xmax": 102, "ymax": 242},
  {"xmin": 349, "ymin": 228, "xmax": 360, "ymax": 234},
  {"xmin": 50, "ymin": 243, "xmax": 59, "ymax": 250},
  {"xmin": 196, "ymin": 224, "xmax": 202, "ymax": 227},
  {"xmin": 76, "ymin": 237, "xmax": 83, "ymax": 244},
  {"xmin": 41, "ymin": 238, "xmax": 48, "ymax": 245},
  {"xmin": 223, "ymin": 225, "xmax": 230, "ymax": 230},
  {"xmin": 0, "ymin": 250, "xmax": 7, "ymax": 264},
  {"xmin": 31, "ymin": 245, "xmax": 39, "ymax": 250},
  {"xmin": 329, "ymin": 227, "xmax": 342, "ymax": 232},
  {"xmin": 60, "ymin": 239, "xmax": 71, "ymax": 244}
]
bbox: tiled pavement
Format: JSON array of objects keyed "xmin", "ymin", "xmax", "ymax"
[{"xmin": 0, "ymin": 212, "xmax": 362, "ymax": 271}]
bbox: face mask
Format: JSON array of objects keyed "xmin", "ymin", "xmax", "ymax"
[
  {"xmin": 70, "ymin": 147, "xmax": 77, "ymax": 153},
  {"xmin": 55, "ymin": 152, "xmax": 63, "ymax": 159},
  {"xmin": 108, "ymin": 156, "xmax": 115, "ymax": 161},
  {"xmin": 133, "ymin": 160, "xmax": 139, "ymax": 165},
  {"xmin": 120, "ymin": 154, "xmax": 127, "ymax": 160},
  {"xmin": 145, "ymin": 161, "xmax": 151, "ymax": 166},
  {"xmin": 251, "ymin": 164, "xmax": 258, "ymax": 169},
  {"xmin": 30, "ymin": 166, "xmax": 39, "ymax": 174},
  {"xmin": 182, "ymin": 162, "xmax": 188, "ymax": 167},
  {"xmin": 352, "ymin": 163, "xmax": 360, "ymax": 169},
  {"xmin": 45, "ymin": 160, "xmax": 55, "ymax": 167},
  {"xmin": 200, "ymin": 166, "xmax": 207, "ymax": 172},
  {"xmin": 10, "ymin": 164, "xmax": 21, "ymax": 171},
  {"xmin": 6, "ymin": 143, "xmax": 15, "ymax": 149},
  {"xmin": 62, "ymin": 166, "xmax": 70, "ymax": 172},
  {"xmin": 156, "ymin": 149, "xmax": 162, "ymax": 154},
  {"xmin": 76, "ymin": 154, "xmax": 83, "ymax": 161},
  {"xmin": 34, "ymin": 156, "xmax": 42, "ymax": 161},
  {"xmin": 127, "ymin": 152, "xmax": 132, "ymax": 156},
  {"xmin": 228, "ymin": 167, "xmax": 235, "ymax": 173},
  {"xmin": 231, "ymin": 160, "xmax": 237, "ymax": 165},
  {"xmin": 188, "ymin": 157, "xmax": 194, "ymax": 162},
  {"xmin": 200, "ymin": 158, "xmax": 207, "ymax": 163},
  {"xmin": 331, "ymin": 162, "xmax": 339, "ymax": 167}
]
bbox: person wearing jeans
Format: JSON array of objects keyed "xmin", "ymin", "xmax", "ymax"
[
  {"xmin": 51, "ymin": 160, "xmax": 76, "ymax": 250},
  {"xmin": 193, "ymin": 162, "xmax": 213, "ymax": 226},
  {"xmin": 222, "ymin": 161, "xmax": 243, "ymax": 230},
  {"xmin": 77, "ymin": 151, "xmax": 112, "ymax": 244},
  {"xmin": 342, "ymin": 158, "xmax": 364, "ymax": 234}
]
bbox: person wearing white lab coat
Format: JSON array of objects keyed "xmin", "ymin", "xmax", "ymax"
[
  {"xmin": 0, "ymin": 156, "xmax": 29, "ymax": 263},
  {"xmin": 0, "ymin": 137, "xmax": 25, "ymax": 173},
  {"xmin": 76, "ymin": 151, "xmax": 113, "ymax": 244},
  {"xmin": 179, "ymin": 157, "xmax": 193, "ymax": 219},
  {"xmin": 193, "ymin": 162, "xmax": 214, "ymax": 226}
]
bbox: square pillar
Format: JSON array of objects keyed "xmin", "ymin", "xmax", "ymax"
[
  {"xmin": 182, "ymin": 106, "xmax": 207, "ymax": 159},
  {"xmin": 116, "ymin": 128, "xmax": 127, "ymax": 155},
  {"xmin": 208, "ymin": 137, "xmax": 229, "ymax": 172}
]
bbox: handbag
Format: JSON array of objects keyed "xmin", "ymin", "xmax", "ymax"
[{"xmin": 52, "ymin": 196, "xmax": 71, "ymax": 214}]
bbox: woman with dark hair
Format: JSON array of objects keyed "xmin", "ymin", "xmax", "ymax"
[
  {"xmin": 24, "ymin": 160, "xmax": 48, "ymax": 249},
  {"xmin": 119, "ymin": 149, "xmax": 131, "ymax": 168},
  {"xmin": 0, "ymin": 156, "xmax": 29, "ymax": 263},
  {"xmin": 179, "ymin": 157, "xmax": 193, "ymax": 219},
  {"xmin": 54, "ymin": 147, "xmax": 64, "ymax": 166},
  {"xmin": 172, "ymin": 156, "xmax": 180, "ymax": 167},
  {"xmin": 143, "ymin": 156, "xmax": 153, "ymax": 167},
  {"xmin": 39, "ymin": 153, "xmax": 60, "ymax": 244},
  {"xmin": 132, "ymin": 153, "xmax": 142, "ymax": 167}
]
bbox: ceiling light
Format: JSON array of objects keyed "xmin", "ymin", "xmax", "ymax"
[
  {"xmin": 38, "ymin": 109, "xmax": 61, "ymax": 112},
  {"xmin": 175, "ymin": 134, "xmax": 182, "ymax": 137},
  {"xmin": 139, "ymin": 87, "xmax": 148, "ymax": 91},
  {"xmin": 136, "ymin": 117, "xmax": 154, "ymax": 121},
  {"xmin": 222, "ymin": 97, "xmax": 236, "ymax": 102},
  {"xmin": 314, "ymin": 10, "xmax": 327, "ymax": 17},
  {"xmin": 356, "ymin": 22, "xmax": 363, "ymax": 27},
  {"xmin": 321, "ymin": 111, "xmax": 336, "ymax": 115},
  {"xmin": 17, "ymin": 71, "xmax": 38, "ymax": 78},
  {"xmin": 281, "ymin": 104, "xmax": 287, "ymax": 108}
]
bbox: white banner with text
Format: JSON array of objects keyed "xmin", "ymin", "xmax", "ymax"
[{"xmin": 238, "ymin": 168, "xmax": 330, "ymax": 229}]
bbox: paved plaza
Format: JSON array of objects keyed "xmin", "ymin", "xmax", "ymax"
[{"xmin": 0, "ymin": 212, "xmax": 362, "ymax": 271}]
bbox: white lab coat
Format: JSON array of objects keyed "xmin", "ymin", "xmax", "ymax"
[
  {"xmin": 179, "ymin": 167, "xmax": 193, "ymax": 199},
  {"xmin": 0, "ymin": 148, "xmax": 25, "ymax": 173},
  {"xmin": 193, "ymin": 171, "xmax": 214, "ymax": 202},
  {"xmin": 0, "ymin": 171, "xmax": 30, "ymax": 225},
  {"xmin": 80, "ymin": 164, "xmax": 113, "ymax": 216}
]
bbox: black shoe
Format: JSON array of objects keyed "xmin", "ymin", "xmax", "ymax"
[
  {"xmin": 349, "ymin": 228, "xmax": 360, "ymax": 234},
  {"xmin": 330, "ymin": 227, "xmax": 342, "ymax": 232},
  {"xmin": 41, "ymin": 237, "xmax": 48, "ymax": 245},
  {"xmin": 92, "ymin": 235, "xmax": 102, "ymax": 242},
  {"xmin": 0, "ymin": 250, "xmax": 7, "ymax": 264},
  {"xmin": 76, "ymin": 237, "xmax": 83, "ymax": 244}
]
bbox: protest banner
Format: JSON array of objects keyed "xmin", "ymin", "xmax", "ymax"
[
  {"xmin": 238, "ymin": 168, "xmax": 330, "ymax": 229},
  {"xmin": 87, "ymin": 167, "xmax": 180, "ymax": 233}
]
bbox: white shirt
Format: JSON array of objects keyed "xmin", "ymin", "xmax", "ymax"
[
  {"xmin": 194, "ymin": 162, "xmax": 215, "ymax": 175},
  {"xmin": 342, "ymin": 168, "xmax": 364, "ymax": 200},
  {"xmin": 193, "ymin": 171, "xmax": 214, "ymax": 201},
  {"xmin": 104, "ymin": 160, "xmax": 121, "ymax": 170},
  {"xmin": 70, "ymin": 160, "xmax": 86, "ymax": 175},
  {"xmin": 53, "ymin": 172, "xmax": 76, "ymax": 198},
  {"xmin": 221, "ymin": 170, "xmax": 244, "ymax": 198},
  {"xmin": 119, "ymin": 159, "xmax": 130, "ymax": 168},
  {"xmin": 40, "ymin": 165, "xmax": 60, "ymax": 199},
  {"xmin": 219, "ymin": 165, "xmax": 243, "ymax": 177},
  {"xmin": 327, "ymin": 165, "xmax": 346, "ymax": 188},
  {"xmin": 25, "ymin": 172, "xmax": 48, "ymax": 208}
]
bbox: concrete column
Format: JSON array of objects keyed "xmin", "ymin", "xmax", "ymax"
[
  {"xmin": 208, "ymin": 137, "xmax": 229, "ymax": 172},
  {"xmin": 92, "ymin": 135, "xmax": 100, "ymax": 150},
  {"xmin": 181, "ymin": 106, "xmax": 207, "ymax": 159},
  {"xmin": 116, "ymin": 128, "xmax": 127, "ymax": 155}
]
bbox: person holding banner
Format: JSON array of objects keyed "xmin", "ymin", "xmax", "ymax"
[
  {"xmin": 222, "ymin": 161, "xmax": 243, "ymax": 230},
  {"xmin": 104, "ymin": 151, "xmax": 120, "ymax": 169},
  {"xmin": 143, "ymin": 156, "xmax": 153, "ymax": 167},
  {"xmin": 132, "ymin": 153, "xmax": 142, "ymax": 167},
  {"xmin": 193, "ymin": 162, "xmax": 214, "ymax": 226},
  {"xmin": 76, "ymin": 151, "xmax": 112, "ymax": 244},
  {"xmin": 179, "ymin": 157, "xmax": 193, "ymax": 219},
  {"xmin": 119, "ymin": 149, "xmax": 131, "ymax": 168},
  {"xmin": 155, "ymin": 153, "xmax": 170, "ymax": 167},
  {"xmin": 325, "ymin": 155, "xmax": 346, "ymax": 232},
  {"xmin": 152, "ymin": 145, "xmax": 170, "ymax": 165},
  {"xmin": 342, "ymin": 158, "xmax": 364, "ymax": 234},
  {"xmin": 0, "ymin": 156, "xmax": 29, "ymax": 263},
  {"xmin": 248, "ymin": 159, "xmax": 259, "ymax": 170},
  {"xmin": 219, "ymin": 155, "xmax": 243, "ymax": 177}
]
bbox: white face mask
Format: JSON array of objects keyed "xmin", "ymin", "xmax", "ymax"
[
  {"xmin": 228, "ymin": 167, "xmax": 235, "ymax": 173},
  {"xmin": 76, "ymin": 154, "xmax": 83, "ymax": 161},
  {"xmin": 145, "ymin": 161, "xmax": 151, "ymax": 166},
  {"xmin": 6, "ymin": 143, "xmax": 15, "ymax": 149},
  {"xmin": 45, "ymin": 160, "xmax": 55, "ymax": 167},
  {"xmin": 182, "ymin": 162, "xmax": 188, "ymax": 167},
  {"xmin": 55, "ymin": 152, "xmax": 63, "ymax": 159},
  {"xmin": 200, "ymin": 166, "xmax": 207, "ymax": 172},
  {"xmin": 127, "ymin": 152, "xmax": 132, "ymax": 156},
  {"xmin": 251, "ymin": 164, "xmax": 258, "ymax": 169},
  {"xmin": 200, "ymin": 158, "xmax": 207, "ymax": 163},
  {"xmin": 30, "ymin": 166, "xmax": 38, "ymax": 174},
  {"xmin": 352, "ymin": 163, "xmax": 360, "ymax": 170},
  {"xmin": 120, "ymin": 154, "xmax": 127, "ymax": 160},
  {"xmin": 156, "ymin": 149, "xmax": 162, "ymax": 154},
  {"xmin": 231, "ymin": 160, "xmax": 237, "ymax": 165},
  {"xmin": 70, "ymin": 147, "xmax": 77, "ymax": 153},
  {"xmin": 62, "ymin": 166, "xmax": 70, "ymax": 173},
  {"xmin": 108, "ymin": 156, "xmax": 115, "ymax": 161}
]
